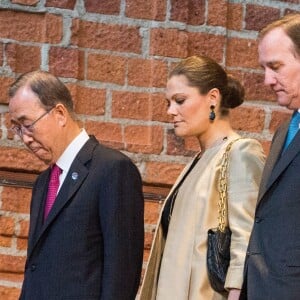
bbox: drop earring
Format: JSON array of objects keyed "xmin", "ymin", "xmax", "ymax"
[{"xmin": 209, "ymin": 105, "xmax": 216, "ymax": 121}]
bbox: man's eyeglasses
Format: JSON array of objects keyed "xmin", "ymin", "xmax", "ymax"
[{"xmin": 10, "ymin": 108, "xmax": 54, "ymax": 137}]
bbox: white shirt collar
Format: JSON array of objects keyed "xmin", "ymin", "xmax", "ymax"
[{"xmin": 56, "ymin": 129, "xmax": 89, "ymax": 175}]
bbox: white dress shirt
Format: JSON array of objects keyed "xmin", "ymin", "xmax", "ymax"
[{"xmin": 56, "ymin": 129, "xmax": 90, "ymax": 191}]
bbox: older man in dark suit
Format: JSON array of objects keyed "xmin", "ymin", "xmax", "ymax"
[
  {"xmin": 8, "ymin": 70, "xmax": 144, "ymax": 300},
  {"xmin": 241, "ymin": 14, "xmax": 300, "ymax": 300}
]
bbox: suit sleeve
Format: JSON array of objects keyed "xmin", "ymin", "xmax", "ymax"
[
  {"xmin": 224, "ymin": 139, "xmax": 265, "ymax": 289},
  {"xmin": 99, "ymin": 157, "xmax": 144, "ymax": 300}
]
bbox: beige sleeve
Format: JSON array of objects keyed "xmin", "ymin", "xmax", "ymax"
[{"xmin": 224, "ymin": 138, "xmax": 265, "ymax": 289}]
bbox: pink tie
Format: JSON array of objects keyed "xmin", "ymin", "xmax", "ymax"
[{"xmin": 44, "ymin": 164, "xmax": 61, "ymax": 219}]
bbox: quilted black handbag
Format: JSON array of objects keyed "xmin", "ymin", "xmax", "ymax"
[
  {"xmin": 207, "ymin": 226, "xmax": 231, "ymax": 294},
  {"xmin": 207, "ymin": 139, "xmax": 241, "ymax": 294}
]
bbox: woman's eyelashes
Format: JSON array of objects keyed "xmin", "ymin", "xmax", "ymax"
[{"xmin": 166, "ymin": 96, "xmax": 186, "ymax": 108}]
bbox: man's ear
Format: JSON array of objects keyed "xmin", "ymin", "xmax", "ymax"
[{"xmin": 53, "ymin": 103, "xmax": 68, "ymax": 127}]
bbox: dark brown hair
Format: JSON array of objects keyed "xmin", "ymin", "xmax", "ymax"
[
  {"xmin": 259, "ymin": 13, "xmax": 300, "ymax": 57},
  {"xmin": 9, "ymin": 70, "xmax": 74, "ymax": 113},
  {"xmin": 169, "ymin": 55, "xmax": 244, "ymax": 116}
]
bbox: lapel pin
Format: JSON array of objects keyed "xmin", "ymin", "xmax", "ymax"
[{"xmin": 71, "ymin": 172, "xmax": 79, "ymax": 180}]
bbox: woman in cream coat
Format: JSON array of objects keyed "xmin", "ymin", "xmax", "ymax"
[{"xmin": 140, "ymin": 56, "xmax": 265, "ymax": 300}]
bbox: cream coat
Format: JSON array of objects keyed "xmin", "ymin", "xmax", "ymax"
[{"xmin": 139, "ymin": 134, "xmax": 265, "ymax": 300}]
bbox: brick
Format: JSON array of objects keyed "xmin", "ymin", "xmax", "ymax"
[
  {"xmin": 1, "ymin": 187, "xmax": 31, "ymax": 214},
  {"xmin": 143, "ymin": 184, "xmax": 170, "ymax": 201},
  {"xmin": 269, "ymin": 109, "xmax": 291, "ymax": 134},
  {"xmin": 0, "ymin": 11, "xmax": 62, "ymax": 43},
  {"xmin": 0, "ymin": 272, "xmax": 24, "ymax": 282},
  {"xmin": 124, "ymin": 125, "xmax": 163, "ymax": 154},
  {"xmin": 230, "ymin": 106, "xmax": 265, "ymax": 133},
  {"xmin": 67, "ymin": 84, "xmax": 105, "ymax": 116},
  {"xmin": 0, "ymin": 77, "xmax": 14, "ymax": 104},
  {"xmin": 49, "ymin": 47, "xmax": 84, "ymax": 79},
  {"xmin": 170, "ymin": 0, "xmax": 205, "ymax": 25},
  {"xmin": 0, "ymin": 216, "xmax": 15, "ymax": 236},
  {"xmin": 87, "ymin": 54, "xmax": 127, "ymax": 85},
  {"xmin": 207, "ymin": 0, "xmax": 228, "ymax": 27},
  {"xmin": 6, "ymin": 44, "xmax": 41, "ymax": 73},
  {"xmin": 18, "ymin": 219, "xmax": 29, "ymax": 238},
  {"xmin": 245, "ymin": 5, "xmax": 280, "ymax": 32},
  {"xmin": 144, "ymin": 231, "xmax": 155, "ymax": 250},
  {"xmin": 46, "ymin": 0, "xmax": 76, "ymax": 9},
  {"xmin": 0, "ymin": 146, "xmax": 47, "ymax": 172},
  {"xmin": 12, "ymin": 0, "xmax": 38, "ymax": 5},
  {"xmin": 17, "ymin": 238, "xmax": 28, "ymax": 251},
  {"xmin": 144, "ymin": 201, "xmax": 162, "ymax": 225},
  {"xmin": 85, "ymin": 0, "xmax": 120, "ymax": 15},
  {"xmin": 85, "ymin": 121, "xmax": 124, "ymax": 150},
  {"xmin": 228, "ymin": 70, "xmax": 276, "ymax": 102},
  {"xmin": 167, "ymin": 129, "xmax": 199, "ymax": 156},
  {"xmin": 0, "ymin": 254, "xmax": 26, "ymax": 273},
  {"xmin": 71, "ymin": 19, "xmax": 141, "ymax": 53},
  {"xmin": 285, "ymin": 9, "xmax": 300, "ymax": 15},
  {"xmin": 150, "ymin": 28, "xmax": 188, "ymax": 58},
  {"xmin": 0, "ymin": 236, "xmax": 12, "ymax": 247},
  {"xmin": 145, "ymin": 161, "xmax": 185, "ymax": 185},
  {"xmin": 281, "ymin": 0, "xmax": 300, "ymax": 2},
  {"xmin": 226, "ymin": 38, "xmax": 259, "ymax": 69},
  {"xmin": 112, "ymin": 91, "xmax": 151, "ymax": 120},
  {"xmin": 151, "ymin": 93, "xmax": 171, "ymax": 123},
  {"xmin": 126, "ymin": 0, "xmax": 166, "ymax": 21},
  {"xmin": 127, "ymin": 58, "xmax": 168, "ymax": 88},
  {"xmin": 227, "ymin": 3, "xmax": 243, "ymax": 31},
  {"xmin": 0, "ymin": 43, "xmax": 3, "ymax": 66},
  {"xmin": 143, "ymin": 249, "xmax": 150, "ymax": 264},
  {"xmin": 188, "ymin": 32, "xmax": 225, "ymax": 63},
  {"xmin": 0, "ymin": 286, "xmax": 21, "ymax": 300},
  {"xmin": 260, "ymin": 139, "xmax": 271, "ymax": 156}
]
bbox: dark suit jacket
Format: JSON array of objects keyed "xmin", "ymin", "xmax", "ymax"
[
  {"xmin": 241, "ymin": 119, "xmax": 300, "ymax": 300},
  {"xmin": 19, "ymin": 136, "xmax": 144, "ymax": 300}
]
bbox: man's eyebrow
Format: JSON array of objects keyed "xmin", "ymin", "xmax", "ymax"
[{"xmin": 11, "ymin": 115, "xmax": 27, "ymax": 124}]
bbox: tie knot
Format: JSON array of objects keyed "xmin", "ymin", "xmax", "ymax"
[
  {"xmin": 283, "ymin": 111, "xmax": 300, "ymax": 151},
  {"xmin": 291, "ymin": 111, "xmax": 300, "ymax": 126},
  {"xmin": 50, "ymin": 164, "xmax": 62, "ymax": 180}
]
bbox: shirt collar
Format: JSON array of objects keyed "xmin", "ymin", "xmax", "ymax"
[{"xmin": 56, "ymin": 129, "xmax": 89, "ymax": 173}]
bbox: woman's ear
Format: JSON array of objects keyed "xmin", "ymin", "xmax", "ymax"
[{"xmin": 208, "ymin": 88, "xmax": 221, "ymax": 107}]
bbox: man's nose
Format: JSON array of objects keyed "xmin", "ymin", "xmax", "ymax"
[
  {"xmin": 264, "ymin": 69, "xmax": 277, "ymax": 86},
  {"xmin": 21, "ymin": 133, "xmax": 34, "ymax": 145}
]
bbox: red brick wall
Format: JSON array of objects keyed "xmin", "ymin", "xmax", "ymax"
[{"xmin": 0, "ymin": 1, "xmax": 299, "ymax": 298}]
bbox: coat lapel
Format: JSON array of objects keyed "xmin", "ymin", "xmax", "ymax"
[
  {"xmin": 27, "ymin": 169, "xmax": 50, "ymax": 255},
  {"xmin": 27, "ymin": 137, "xmax": 98, "ymax": 260},
  {"xmin": 266, "ymin": 130, "xmax": 300, "ymax": 188},
  {"xmin": 257, "ymin": 120, "xmax": 300, "ymax": 204},
  {"xmin": 257, "ymin": 122, "xmax": 288, "ymax": 203}
]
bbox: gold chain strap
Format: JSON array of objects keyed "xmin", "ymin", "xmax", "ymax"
[{"xmin": 217, "ymin": 138, "xmax": 242, "ymax": 232}]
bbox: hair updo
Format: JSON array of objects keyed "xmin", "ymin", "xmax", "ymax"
[{"xmin": 169, "ymin": 55, "xmax": 244, "ymax": 116}]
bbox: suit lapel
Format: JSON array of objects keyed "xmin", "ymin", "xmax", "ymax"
[
  {"xmin": 258, "ymin": 120, "xmax": 300, "ymax": 204},
  {"xmin": 27, "ymin": 137, "xmax": 98, "ymax": 260},
  {"xmin": 257, "ymin": 122, "xmax": 288, "ymax": 203},
  {"xmin": 266, "ymin": 130, "xmax": 300, "ymax": 188},
  {"xmin": 27, "ymin": 169, "xmax": 50, "ymax": 255}
]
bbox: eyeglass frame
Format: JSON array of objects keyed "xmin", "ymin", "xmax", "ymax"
[{"xmin": 10, "ymin": 107, "xmax": 54, "ymax": 137}]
